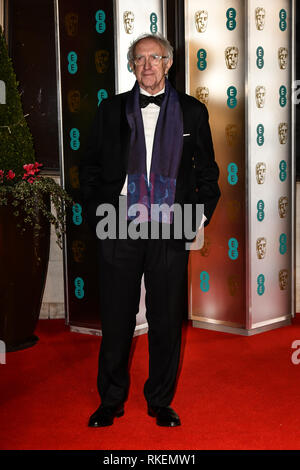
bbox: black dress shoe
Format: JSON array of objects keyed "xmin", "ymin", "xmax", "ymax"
[
  {"xmin": 88, "ymin": 404, "xmax": 124, "ymax": 427},
  {"xmin": 148, "ymin": 406, "xmax": 181, "ymax": 427}
]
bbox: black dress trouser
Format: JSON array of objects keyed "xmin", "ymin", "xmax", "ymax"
[{"xmin": 96, "ymin": 235, "xmax": 190, "ymax": 409}]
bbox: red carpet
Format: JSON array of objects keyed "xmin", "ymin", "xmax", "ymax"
[{"xmin": 1, "ymin": 316, "xmax": 300, "ymax": 450}]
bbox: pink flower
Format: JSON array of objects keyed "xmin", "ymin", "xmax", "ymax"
[
  {"xmin": 23, "ymin": 162, "xmax": 43, "ymax": 181},
  {"xmin": 23, "ymin": 163, "xmax": 35, "ymax": 176},
  {"xmin": 6, "ymin": 170, "xmax": 15, "ymax": 180}
]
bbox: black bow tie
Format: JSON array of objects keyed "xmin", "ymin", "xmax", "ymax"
[{"xmin": 139, "ymin": 93, "xmax": 165, "ymax": 108}]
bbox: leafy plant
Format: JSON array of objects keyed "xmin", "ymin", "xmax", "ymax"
[{"xmin": 0, "ymin": 26, "xmax": 72, "ymax": 248}]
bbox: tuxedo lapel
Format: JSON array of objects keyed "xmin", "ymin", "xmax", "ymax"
[{"xmin": 120, "ymin": 92, "xmax": 131, "ymax": 173}]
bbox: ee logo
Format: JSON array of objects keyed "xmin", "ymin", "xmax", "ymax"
[
  {"xmin": 226, "ymin": 8, "xmax": 237, "ymax": 31},
  {"xmin": 279, "ymin": 160, "xmax": 287, "ymax": 182},
  {"xmin": 227, "ymin": 86, "xmax": 237, "ymax": 108},
  {"xmin": 227, "ymin": 162, "xmax": 238, "ymax": 185},
  {"xmin": 72, "ymin": 203, "xmax": 83, "ymax": 226},
  {"xmin": 68, "ymin": 51, "xmax": 78, "ymax": 74},
  {"xmin": 74, "ymin": 277, "xmax": 85, "ymax": 299},
  {"xmin": 257, "ymin": 274, "xmax": 265, "ymax": 296},
  {"xmin": 70, "ymin": 128, "xmax": 80, "ymax": 150},
  {"xmin": 279, "ymin": 233, "xmax": 287, "ymax": 255},
  {"xmin": 98, "ymin": 89, "xmax": 108, "ymax": 106},
  {"xmin": 257, "ymin": 200, "xmax": 265, "ymax": 222},
  {"xmin": 279, "ymin": 85, "xmax": 287, "ymax": 107},
  {"xmin": 279, "ymin": 9, "xmax": 287, "ymax": 31},
  {"xmin": 95, "ymin": 10, "xmax": 106, "ymax": 33},
  {"xmin": 228, "ymin": 238, "xmax": 238, "ymax": 260},
  {"xmin": 150, "ymin": 13, "xmax": 158, "ymax": 34},
  {"xmin": 256, "ymin": 123, "xmax": 264, "ymax": 146},
  {"xmin": 200, "ymin": 271, "xmax": 210, "ymax": 292},
  {"xmin": 256, "ymin": 46, "xmax": 264, "ymax": 69},
  {"xmin": 197, "ymin": 49, "xmax": 207, "ymax": 71}
]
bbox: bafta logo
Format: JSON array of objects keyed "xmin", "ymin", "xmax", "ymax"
[
  {"xmin": 72, "ymin": 240, "xmax": 86, "ymax": 263},
  {"xmin": 255, "ymin": 86, "xmax": 266, "ymax": 108},
  {"xmin": 123, "ymin": 11, "xmax": 135, "ymax": 34},
  {"xmin": 225, "ymin": 46, "xmax": 239, "ymax": 69},
  {"xmin": 65, "ymin": 12, "xmax": 78, "ymax": 37},
  {"xmin": 225, "ymin": 124, "xmax": 238, "ymax": 146},
  {"xmin": 228, "ymin": 275, "xmax": 239, "ymax": 297},
  {"xmin": 256, "ymin": 237, "xmax": 267, "ymax": 259},
  {"xmin": 196, "ymin": 86, "xmax": 209, "ymax": 105},
  {"xmin": 255, "ymin": 7, "xmax": 265, "ymax": 30},
  {"xmin": 226, "ymin": 200, "xmax": 241, "ymax": 222},
  {"xmin": 278, "ymin": 123, "xmax": 288, "ymax": 144},
  {"xmin": 95, "ymin": 50, "xmax": 109, "ymax": 74},
  {"xmin": 278, "ymin": 196, "xmax": 288, "ymax": 218},
  {"xmin": 69, "ymin": 165, "xmax": 80, "ymax": 189},
  {"xmin": 279, "ymin": 269, "xmax": 288, "ymax": 290},
  {"xmin": 256, "ymin": 162, "xmax": 266, "ymax": 185},
  {"xmin": 195, "ymin": 10, "xmax": 208, "ymax": 33},
  {"xmin": 278, "ymin": 47, "xmax": 288, "ymax": 70},
  {"xmin": 67, "ymin": 90, "xmax": 81, "ymax": 113}
]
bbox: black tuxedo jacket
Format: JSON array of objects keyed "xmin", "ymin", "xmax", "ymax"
[{"xmin": 79, "ymin": 88, "xmax": 220, "ymax": 237}]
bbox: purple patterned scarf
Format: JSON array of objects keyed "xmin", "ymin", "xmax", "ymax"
[{"xmin": 125, "ymin": 78, "xmax": 183, "ymax": 223}]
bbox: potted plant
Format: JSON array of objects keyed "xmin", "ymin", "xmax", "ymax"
[{"xmin": 0, "ymin": 27, "xmax": 72, "ymax": 351}]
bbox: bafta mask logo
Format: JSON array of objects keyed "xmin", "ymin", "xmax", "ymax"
[
  {"xmin": 196, "ymin": 86, "xmax": 209, "ymax": 105},
  {"xmin": 255, "ymin": 7, "xmax": 265, "ymax": 30},
  {"xmin": 67, "ymin": 90, "xmax": 81, "ymax": 113},
  {"xmin": 279, "ymin": 269, "xmax": 288, "ymax": 290},
  {"xmin": 72, "ymin": 240, "xmax": 86, "ymax": 263},
  {"xmin": 226, "ymin": 200, "xmax": 241, "ymax": 222},
  {"xmin": 228, "ymin": 275, "xmax": 239, "ymax": 296},
  {"xmin": 195, "ymin": 10, "xmax": 208, "ymax": 33},
  {"xmin": 256, "ymin": 162, "xmax": 266, "ymax": 184},
  {"xmin": 123, "ymin": 11, "xmax": 135, "ymax": 34},
  {"xmin": 256, "ymin": 237, "xmax": 267, "ymax": 259},
  {"xmin": 278, "ymin": 196, "xmax": 288, "ymax": 218},
  {"xmin": 65, "ymin": 12, "xmax": 79, "ymax": 37},
  {"xmin": 69, "ymin": 166, "xmax": 80, "ymax": 189},
  {"xmin": 225, "ymin": 124, "xmax": 238, "ymax": 146},
  {"xmin": 278, "ymin": 122, "xmax": 288, "ymax": 144},
  {"xmin": 255, "ymin": 86, "xmax": 266, "ymax": 108},
  {"xmin": 199, "ymin": 236, "xmax": 211, "ymax": 257},
  {"xmin": 95, "ymin": 50, "xmax": 109, "ymax": 74},
  {"xmin": 278, "ymin": 47, "xmax": 288, "ymax": 70},
  {"xmin": 225, "ymin": 46, "xmax": 239, "ymax": 69}
]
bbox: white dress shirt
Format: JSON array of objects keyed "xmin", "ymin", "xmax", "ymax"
[{"xmin": 120, "ymin": 87, "xmax": 165, "ymax": 195}]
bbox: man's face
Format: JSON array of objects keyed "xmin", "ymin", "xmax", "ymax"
[{"xmin": 131, "ymin": 38, "xmax": 172, "ymax": 95}]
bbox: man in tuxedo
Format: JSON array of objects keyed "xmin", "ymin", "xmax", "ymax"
[{"xmin": 79, "ymin": 33, "xmax": 220, "ymax": 427}]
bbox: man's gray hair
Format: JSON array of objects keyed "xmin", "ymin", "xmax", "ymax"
[{"xmin": 127, "ymin": 33, "xmax": 174, "ymax": 64}]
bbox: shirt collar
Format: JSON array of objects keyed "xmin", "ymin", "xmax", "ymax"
[{"xmin": 139, "ymin": 87, "xmax": 165, "ymax": 97}]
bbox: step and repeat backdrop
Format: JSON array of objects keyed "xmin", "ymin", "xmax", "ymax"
[
  {"xmin": 185, "ymin": 0, "xmax": 295, "ymax": 334},
  {"xmin": 56, "ymin": 0, "xmax": 295, "ymax": 336},
  {"xmin": 56, "ymin": 0, "xmax": 165, "ymax": 334}
]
